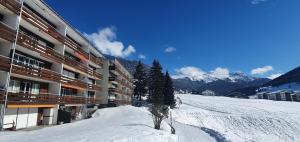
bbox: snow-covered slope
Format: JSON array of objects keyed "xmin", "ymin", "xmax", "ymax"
[
  {"xmin": 0, "ymin": 106, "xmax": 214, "ymax": 142},
  {"xmin": 173, "ymin": 94, "xmax": 300, "ymax": 142},
  {"xmin": 1, "ymin": 95, "xmax": 300, "ymax": 142}
]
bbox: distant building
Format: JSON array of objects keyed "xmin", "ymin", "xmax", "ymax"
[{"xmin": 202, "ymin": 90, "xmax": 216, "ymax": 96}]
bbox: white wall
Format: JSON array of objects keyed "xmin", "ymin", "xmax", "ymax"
[{"xmin": 3, "ymin": 108, "xmax": 38, "ymax": 129}]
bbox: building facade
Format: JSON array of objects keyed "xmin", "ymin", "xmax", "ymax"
[
  {"xmin": 108, "ymin": 59, "xmax": 133, "ymax": 106},
  {"xmin": 0, "ymin": 0, "xmax": 133, "ymax": 130}
]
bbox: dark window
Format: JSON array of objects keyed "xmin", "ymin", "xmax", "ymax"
[
  {"xmin": 0, "ymin": 13, "xmax": 4, "ymax": 21},
  {"xmin": 65, "ymin": 52, "xmax": 80, "ymax": 62},
  {"xmin": 66, "ymin": 35, "xmax": 81, "ymax": 47},
  {"xmin": 19, "ymin": 26, "xmax": 55, "ymax": 48}
]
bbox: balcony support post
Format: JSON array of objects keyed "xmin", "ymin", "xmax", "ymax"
[{"xmin": 0, "ymin": 0, "xmax": 24, "ymax": 131}]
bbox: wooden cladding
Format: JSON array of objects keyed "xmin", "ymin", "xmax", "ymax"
[
  {"xmin": 17, "ymin": 31, "xmax": 102, "ymax": 80},
  {"xmin": 90, "ymin": 55, "xmax": 103, "ymax": 67},
  {"xmin": 0, "ymin": 55, "xmax": 11, "ymax": 72},
  {"xmin": 115, "ymin": 100, "xmax": 131, "ymax": 105},
  {"xmin": 17, "ymin": 31, "xmax": 65, "ymax": 63},
  {"xmin": 0, "ymin": 92, "xmax": 100, "ymax": 105},
  {"xmin": 22, "ymin": 7, "xmax": 65, "ymax": 43},
  {"xmin": 88, "ymin": 84, "xmax": 101, "ymax": 91},
  {"xmin": 11, "ymin": 63, "xmax": 61, "ymax": 83},
  {"xmin": 0, "ymin": 22, "xmax": 16, "ymax": 42},
  {"xmin": 64, "ymin": 56, "xmax": 88, "ymax": 74},
  {"xmin": 88, "ymin": 68, "xmax": 102, "ymax": 80},
  {"xmin": 61, "ymin": 76, "xmax": 87, "ymax": 90},
  {"xmin": 22, "ymin": 7, "xmax": 88, "ymax": 60},
  {"xmin": 0, "ymin": 0, "xmax": 21, "ymax": 14},
  {"xmin": 10, "ymin": 63, "xmax": 90, "ymax": 90}
]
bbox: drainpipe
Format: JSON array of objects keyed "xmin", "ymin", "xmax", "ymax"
[{"xmin": 0, "ymin": 0, "xmax": 24, "ymax": 131}]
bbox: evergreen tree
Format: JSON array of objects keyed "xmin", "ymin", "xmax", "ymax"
[
  {"xmin": 148, "ymin": 60, "xmax": 168, "ymax": 130},
  {"xmin": 133, "ymin": 61, "xmax": 147, "ymax": 101},
  {"xmin": 148, "ymin": 60, "xmax": 165, "ymax": 104},
  {"xmin": 164, "ymin": 71, "xmax": 176, "ymax": 108}
]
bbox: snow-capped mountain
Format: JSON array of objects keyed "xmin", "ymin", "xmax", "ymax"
[{"xmin": 172, "ymin": 72, "xmax": 270, "ymax": 96}]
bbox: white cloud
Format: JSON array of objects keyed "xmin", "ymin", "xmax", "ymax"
[
  {"xmin": 268, "ymin": 74, "xmax": 282, "ymax": 79},
  {"xmin": 172, "ymin": 66, "xmax": 206, "ymax": 81},
  {"xmin": 171, "ymin": 66, "xmax": 230, "ymax": 82},
  {"xmin": 251, "ymin": 0, "xmax": 268, "ymax": 5},
  {"xmin": 138, "ymin": 54, "xmax": 146, "ymax": 60},
  {"xmin": 164, "ymin": 47, "xmax": 176, "ymax": 53},
  {"xmin": 210, "ymin": 67, "xmax": 230, "ymax": 79},
  {"xmin": 251, "ymin": 66, "xmax": 273, "ymax": 75},
  {"xmin": 84, "ymin": 27, "xmax": 136, "ymax": 58}
]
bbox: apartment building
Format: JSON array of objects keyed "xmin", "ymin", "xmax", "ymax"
[
  {"xmin": 108, "ymin": 59, "xmax": 133, "ymax": 106},
  {"xmin": 0, "ymin": 0, "xmax": 110, "ymax": 130}
]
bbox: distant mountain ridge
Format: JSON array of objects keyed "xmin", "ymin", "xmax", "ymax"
[{"xmin": 106, "ymin": 55, "xmax": 270, "ymax": 96}]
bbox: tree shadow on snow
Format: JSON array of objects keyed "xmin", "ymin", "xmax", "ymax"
[{"xmin": 200, "ymin": 127, "xmax": 230, "ymax": 142}]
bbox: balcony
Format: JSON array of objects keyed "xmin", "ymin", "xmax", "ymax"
[
  {"xmin": 109, "ymin": 76, "xmax": 116, "ymax": 81},
  {"xmin": 11, "ymin": 63, "xmax": 61, "ymax": 83},
  {"xmin": 88, "ymin": 83, "xmax": 101, "ymax": 91},
  {"xmin": 0, "ymin": 92, "xmax": 100, "ymax": 105},
  {"xmin": 65, "ymin": 37, "xmax": 89, "ymax": 60},
  {"xmin": 115, "ymin": 100, "xmax": 131, "ymax": 105},
  {"xmin": 90, "ymin": 55, "xmax": 103, "ymax": 67},
  {"xmin": 0, "ymin": 55, "xmax": 11, "ymax": 72},
  {"xmin": 88, "ymin": 68, "xmax": 102, "ymax": 80},
  {"xmin": 0, "ymin": 0, "xmax": 21, "ymax": 14},
  {"xmin": 64, "ymin": 55, "xmax": 88, "ymax": 74},
  {"xmin": 61, "ymin": 76, "xmax": 88, "ymax": 90},
  {"xmin": 109, "ymin": 88, "xmax": 119, "ymax": 94},
  {"xmin": 0, "ymin": 21, "xmax": 16, "ymax": 42},
  {"xmin": 22, "ymin": 7, "xmax": 65, "ymax": 44},
  {"xmin": 17, "ymin": 31, "xmax": 65, "ymax": 63}
]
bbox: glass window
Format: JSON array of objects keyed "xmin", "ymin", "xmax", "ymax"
[
  {"xmin": 31, "ymin": 83, "xmax": 40, "ymax": 94},
  {"xmin": 8, "ymin": 80, "xmax": 20, "ymax": 93}
]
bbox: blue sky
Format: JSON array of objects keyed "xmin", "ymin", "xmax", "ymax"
[{"xmin": 46, "ymin": 0, "xmax": 300, "ymax": 79}]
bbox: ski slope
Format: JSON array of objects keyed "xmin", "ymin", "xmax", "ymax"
[
  {"xmin": 173, "ymin": 94, "xmax": 300, "ymax": 142},
  {"xmin": 0, "ymin": 94, "xmax": 300, "ymax": 142}
]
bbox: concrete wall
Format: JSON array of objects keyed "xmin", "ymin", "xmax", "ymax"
[
  {"xmin": 3, "ymin": 108, "xmax": 38, "ymax": 129},
  {"xmin": 98, "ymin": 60, "xmax": 109, "ymax": 105}
]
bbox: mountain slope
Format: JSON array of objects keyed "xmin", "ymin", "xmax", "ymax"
[
  {"xmin": 264, "ymin": 66, "xmax": 300, "ymax": 87},
  {"xmin": 173, "ymin": 73, "xmax": 270, "ymax": 95}
]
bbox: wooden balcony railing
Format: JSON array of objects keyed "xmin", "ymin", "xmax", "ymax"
[
  {"xmin": 22, "ymin": 7, "xmax": 89, "ymax": 61},
  {"xmin": 0, "ymin": 0, "xmax": 21, "ymax": 14},
  {"xmin": 0, "ymin": 22, "xmax": 16, "ymax": 42},
  {"xmin": 64, "ymin": 56, "xmax": 88, "ymax": 74},
  {"xmin": 17, "ymin": 31, "xmax": 65, "ymax": 63},
  {"xmin": 115, "ymin": 100, "xmax": 131, "ymax": 105},
  {"xmin": 65, "ymin": 38, "xmax": 89, "ymax": 60},
  {"xmin": 61, "ymin": 76, "xmax": 88, "ymax": 90},
  {"xmin": 22, "ymin": 7, "xmax": 65, "ymax": 44},
  {"xmin": 88, "ymin": 68, "xmax": 102, "ymax": 80},
  {"xmin": 109, "ymin": 88, "xmax": 119, "ymax": 94},
  {"xmin": 0, "ymin": 92, "xmax": 101, "ymax": 105},
  {"xmin": 88, "ymin": 83, "xmax": 101, "ymax": 91},
  {"xmin": 0, "ymin": 55, "xmax": 11, "ymax": 72},
  {"xmin": 11, "ymin": 63, "xmax": 61, "ymax": 83},
  {"xmin": 90, "ymin": 55, "xmax": 103, "ymax": 67}
]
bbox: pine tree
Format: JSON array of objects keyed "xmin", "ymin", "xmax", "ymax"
[
  {"xmin": 164, "ymin": 71, "xmax": 176, "ymax": 108},
  {"xmin": 148, "ymin": 60, "xmax": 165, "ymax": 104},
  {"xmin": 148, "ymin": 60, "xmax": 168, "ymax": 130},
  {"xmin": 133, "ymin": 61, "xmax": 147, "ymax": 101}
]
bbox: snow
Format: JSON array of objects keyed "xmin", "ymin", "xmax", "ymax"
[
  {"xmin": 259, "ymin": 82, "xmax": 300, "ymax": 93},
  {"xmin": 173, "ymin": 94, "xmax": 300, "ymax": 142},
  {"xmin": 1, "ymin": 94, "xmax": 300, "ymax": 142}
]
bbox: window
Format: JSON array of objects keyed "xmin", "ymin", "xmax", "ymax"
[
  {"xmin": 61, "ymin": 87, "xmax": 76, "ymax": 96},
  {"xmin": 8, "ymin": 80, "xmax": 20, "ymax": 93},
  {"xmin": 20, "ymin": 82, "xmax": 31, "ymax": 93},
  {"xmin": 13, "ymin": 53, "xmax": 44, "ymax": 69},
  {"xmin": 88, "ymin": 78, "xmax": 95, "ymax": 84},
  {"xmin": 88, "ymin": 91, "xmax": 95, "ymax": 97},
  {"xmin": 31, "ymin": 83, "xmax": 40, "ymax": 94},
  {"xmin": 63, "ymin": 69, "xmax": 76, "ymax": 78}
]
